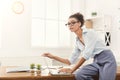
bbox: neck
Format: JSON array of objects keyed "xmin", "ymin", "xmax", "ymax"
[{"xmin": 74, "ymin": 28, "xmax": 82, "ymax": 38}]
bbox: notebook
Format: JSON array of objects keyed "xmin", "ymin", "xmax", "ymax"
[
  {"xmin": 6, "ymin": 66, "xmax": 30, "ymax": 73},
  {"xmin": 43, "ymin": 57, "xmax": 71, "ymax": 76}
]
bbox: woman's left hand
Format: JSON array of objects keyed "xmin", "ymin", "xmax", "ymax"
[{"xmin": 59, "ymin": 68, "xmax": 73, "ymax": 73}]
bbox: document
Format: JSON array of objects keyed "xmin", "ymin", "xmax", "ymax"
[{"xmin": 6, "ymin": 66, "xmax": 30, "ymax": 73}]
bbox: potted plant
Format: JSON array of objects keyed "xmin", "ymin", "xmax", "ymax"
[
  {"xmin": 30, "ymin": 63, "xmax": 35, "ymax": 74},
  {"xmin": 36, "ymin": 64, "xmax": 41, "ymax": 75}
]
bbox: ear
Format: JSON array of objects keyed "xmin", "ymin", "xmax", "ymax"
[{"xmin": 78, "ymin": 22, "xmax": 81, "ymax": 27}]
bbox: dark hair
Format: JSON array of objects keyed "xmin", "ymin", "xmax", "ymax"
[{"xmin": 69, "ymin": 12, "xmax": 84, "ymax": 27}]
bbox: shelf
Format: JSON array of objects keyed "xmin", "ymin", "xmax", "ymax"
[{"xmin": 85, "ymin": 15, "xmax": 104, "ymax": 20}]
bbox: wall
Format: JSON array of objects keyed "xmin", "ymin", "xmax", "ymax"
[
  {"xmin": 85, "ymin": 0, "xmax": 120, "ymax": 64},
  {"xmin": 1, "ymin": 0, "xmax": 32, "ymax": 57},
  {"xmin": 0, "ymin": 0, "xmax": 85, "ymax": 66}
]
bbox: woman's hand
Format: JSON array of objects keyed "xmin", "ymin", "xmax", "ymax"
[
  {"xmin": 42, "ymin": 53, "xmax": 54, "ymax": 59},
  {"xmin": 59, "ymin": 68, "xmax": 73, "ymax": 73}
]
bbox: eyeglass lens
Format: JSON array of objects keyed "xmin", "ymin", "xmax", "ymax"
[{"xmin": 65, "ymin": 21, "xmax": 78, "ymax": 26}]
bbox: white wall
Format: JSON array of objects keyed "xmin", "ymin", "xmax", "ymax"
[
  {"xmin": 0, "ymin": 0, "xmax": 85, "ymax": 66},
  {"xmin": 1, "ymin": 0, "xmax": 32, "ymax": 57},
  {"xmin": 71, "ymin": 0, "xmax": 85, "ymax": 15},
  {"xmin": 85, "ymin": 0, "xmax": 120, "ymax": 64}
]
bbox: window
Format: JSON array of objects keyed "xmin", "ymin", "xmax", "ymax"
[
  {"xmin": 32, "ymin": 0, "xmax": 72, "ymax": 48},
  {"xmin": 0, "ymin": 1, "xmax": 3, "ymax": 48},
  {"xmin": 0, "ymin": 16, "xmax": 1, "ymax": 48}
]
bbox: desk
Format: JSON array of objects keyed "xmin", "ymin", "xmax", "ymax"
[
  {"xmin": 116, "ymin": 66, "xmax": 120, "ymax": 80},
  {"xmin": 0, "ymin": 66, "xmax": 75, "ymax": 80},
  {"xmin": 1, "ymin": 66, "xmax": 120, "ymax": 80}
]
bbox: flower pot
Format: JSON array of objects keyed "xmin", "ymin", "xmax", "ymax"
[
  {"xmin": 30, "ymin": 69, "xmax": 35, "ymax": 75},
  {"xmin": 36, "ymin": 70, "xmax": 41, "ymax": 75}
]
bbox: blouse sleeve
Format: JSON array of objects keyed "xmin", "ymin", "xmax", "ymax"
[{"xmin": 69, "ymin": 43, "xmax": 81, "ymax": 64}]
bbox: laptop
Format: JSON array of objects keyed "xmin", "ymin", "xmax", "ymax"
[{"xmin": 43, "ymin": 57, "xmax": 71, "ymax": 76}]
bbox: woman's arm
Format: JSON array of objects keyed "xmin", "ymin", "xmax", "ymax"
[
  {"xmin": 59, "ymin": 57, "xmax": 86, "ymax": 73},
  {"xmin": 42, "ymin": 53, "xmax": 71, "ymax": 65},
  {"xmin": 52, "ymin": 55, "xmax": 71, "ymax": 65},
  {"xmin": 71, "ymin": 57, "xmax": 86, "ymax": 73}
]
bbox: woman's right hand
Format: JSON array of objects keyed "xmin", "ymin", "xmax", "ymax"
[{"xmin": 42, "ymin": 53, "xmax": 54, "ymax": 59}]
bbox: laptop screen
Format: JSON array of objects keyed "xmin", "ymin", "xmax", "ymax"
[{"xmin": 43, "ymin": 57, "xmax": 71, "ymax": 76}]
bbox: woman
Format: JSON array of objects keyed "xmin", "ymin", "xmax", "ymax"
[{"xmin": 42, "ymin": 12, "xmax": 117, "ymax": 80}]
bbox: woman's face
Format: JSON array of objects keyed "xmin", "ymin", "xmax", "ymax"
[{"xmin": 66, "ymin": 18, "xmax": 81, "ymax": 32}]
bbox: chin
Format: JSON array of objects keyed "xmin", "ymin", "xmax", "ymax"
[{"xmin": 69, "ymin": 29, "xmax": 75, "ymax": 32}]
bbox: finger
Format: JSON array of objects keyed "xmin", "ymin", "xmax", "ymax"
[
  {"xmin": 41, "ymin": 53, "xmax": 48, "ymax": 57},
  {"xmin": 59, "ymin": 69, "xmax": 66, "ymax": 72},
  {"xmin": 41, "ymin": 54, "xmax": 45, "ymax": 56}
]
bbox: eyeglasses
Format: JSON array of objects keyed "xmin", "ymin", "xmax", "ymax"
[{"xmin": 65, "ymin": 21, "xmax": 79, "ymax": 26}]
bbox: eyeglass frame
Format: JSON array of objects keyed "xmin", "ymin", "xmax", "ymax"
[{"xmin": 65, "ymin": 21, "xmax": 79, "ymax": 26}]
